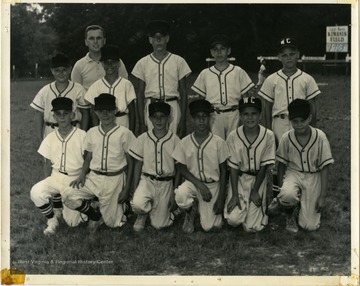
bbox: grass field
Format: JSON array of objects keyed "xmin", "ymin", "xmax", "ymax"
[{"xmin": 8, "ymin": 73, "xmax": 351, "ymax": 278}]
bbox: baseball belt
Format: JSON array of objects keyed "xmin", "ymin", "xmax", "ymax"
[
  {"xmin": 213, "ymin": 105, "xmax": 238, "ymax": 114},
  {"xmin": 148, "ymin": 97, "xmax": 178, "ymax": 103},
  {"xmin": 92, "ymin": 166, "xmax": 126, "ymax": 176},
  {"xmin": 115, "ymin": 111, "xmax": 127, "ymax": 117},
  {"xmin": 45, "ymin": 121, "xmax": 80, "ymax": 128},
  {"xmin": 143, "ymin": 173, "xmax": 174, "ymax": 181},
  {"xmin": 273, "ymin": 114, "xmax": 287, "ymax": 119},
  {"xmin": 239, "ymin": 170, "xmax": 259, "ymax": 177}
]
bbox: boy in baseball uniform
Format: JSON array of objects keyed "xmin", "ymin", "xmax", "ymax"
[
  {"xmin": 270, "ymin": 99, "xmax": 334, "ymax": 232},
  {"xmin": 85, "ymin": 45, "xmax": 136, "ymax": 133},
  {"xmin": 30, "ymin": 97, "xmax": 87, "ymax": 235},
  {"xmin": 172, "ymin": 99, "xmax": 229, "ymax": 233},
  {"xmin": 132, "ymin": 20, "xmax": 191, "ymax": 137},
  {"xmin": 129, "ymin": 102, "xmax": 181, "ymax": 232},
  {"xmin": 62, "ymin": 93, "xmax": 135, "ymax": 232},
  {"xmin": 31, "ymin": 53, "xmax": 91, "ymax": 143},
  {"xmin": 224, "ymin": 97, "xmax": 276, "ymax": 232},
  {"xmin": 258, "ymin": 37, "xmax": 321, "ymax": 198},
  {"xmin": 191, "ymin": 34, "xmax": 254, "ymax": 139}
]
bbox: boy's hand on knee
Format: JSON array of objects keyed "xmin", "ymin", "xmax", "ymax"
[
  {"xmin": 315, "ymin": 196, "xmax": 326, "ymax": 213},
  {"xmin": 213, "ymin": 198, "xmax": 224, "ymax": 215},
  {"xmin": 197, "ymin": 183, "xmax": 212, "ymax": 202},
  {"xmin": 250, "ymin": 190, "xmax": 261, "ymax": 208},
  {"xmin": 69, "ymin": 175, "xmax": 86, "ymax": 189},
  {"xmin": 227, "ymin": 195, "xmax": 241, "ymax": 213}
]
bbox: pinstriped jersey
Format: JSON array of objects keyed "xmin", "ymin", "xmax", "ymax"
[
  {"xmin": 30, "ymin": 81, "xmax": 91, "ymax": 123},
  {"xmin": 84, "ymin": 124, "xmax": 135, "ymax": 172},
  {"xmin": 38, "ymin": 127, "xmax": 86, "ymax": 175},
  {"xmin": 85, "ymin": 77, "xmax": 136, "ymax": 113},
  {"xmin": 258, "ymin": 69, "xmax": 320, "ymax": 117},
  {"xmin": 226, "ymin": 125, "xmax": 276, "ymax": 173},
  {"xmin": 276, "ymin": 127, "xmax": 334, "ymax": 173},
  {"xmin": 172, "ymin": 133, "xmax": 229, "ymax": 182},
  {"xmin": 131, "ymin": 53, "xmax": 191, "ymax": 99},
  {"xmin": 129, "ymin": 129, "xmax": 180, "ymax": 177},
  {"xmin": 191, "ymin": 64, "xmax": 254, "ymax": 108}
]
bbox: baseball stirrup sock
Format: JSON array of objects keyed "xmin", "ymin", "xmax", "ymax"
[
  {"xmin": 76, "ymin": 200, "xmax": 102, "ymax": 221},
  {"xmin": 272, "ymin": 174, "xmax": 280, "ymax": 198},
  {"xmin": 52, "ymin": 194, "xmax": 63, "ymax": 208},
  {"xmin": 38, "ymin": 203, "xmax": 54, "ymax": 219}
]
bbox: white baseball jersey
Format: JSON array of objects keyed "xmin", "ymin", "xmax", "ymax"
[
  {"xmin": 191, "ymin": 64, "xmax": 254, "ymax": 108},
  {"xmin": 30, "ymin": 80, "xmax": 91, "ymax": 124},
  {"xmin": 84, "ymin": 124, "xmax": 135, "ymax": 172},
  {"xmin": 38, "ymin": 127, "xmax": 86, "ymax": 175},
  {"xmin": 131, "ymin": 53, "xmax": 191, "ymax": 99},
  {"xmin": 71, "ymin": 53, "xmax": 128, "ymax": 90},
  {"xmin": 85, "ymin": 77, "xmax": 136, "ymax": 114},
  {"xmin": 258, "ymin": 69, "xmax": 321, "ymax": 117},
  {"xmin": 276, "ymin": 127, "xmax": 334, "ymax": 173},
  {"xmin": 172, "ymin": 133, "xmax": 229, "ymax": 182},
  {"xmin": 129, "ymin": 129, "xmax": 180, "ymax": 177}
]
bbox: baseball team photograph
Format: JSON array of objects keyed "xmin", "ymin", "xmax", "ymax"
[{"xmin": 2, "ymin": 1, "xmax": 358, "ymax": 286}]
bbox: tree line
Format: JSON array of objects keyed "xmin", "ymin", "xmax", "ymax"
[{"xmin": 10, "ymin": 3, "xmax": 351, "ymax": 78}]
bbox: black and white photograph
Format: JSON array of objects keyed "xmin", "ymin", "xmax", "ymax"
[{"xmin": 1, "ymin": 1, "xmax": 358, "ymax": 285}]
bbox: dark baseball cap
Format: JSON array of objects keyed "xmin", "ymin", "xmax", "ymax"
[
  {"xmin": 288, "ymin": 99, "xmax": 311, "ymax": 120},
  {"xmin": 51, "ymin": 97, "xmax": 73, "ymax": 111},
  {"xmin": 238, "ymin": 97, "xmax": 262, "ymax": 112},
  {"xmin": 147, "ymin": 20, "xmax": 170, "ymax": 36},
  {"xmin": 189, "ymin": 99, "xmax": 213, "ymax": 115},
  {"xmin": 51, "ymin": 53, "xmax": 70, "ymax": 68},
  {"xmin": 100, "ymin": 45, "xmax": 120, "ymax": 61},
  {"xmin": 94, "ymin": 93, "xmax": 117, "ymax": 111},
  {"xmin": 149, "ymin": 102, "xmax": 171, "ymax": 116},
  {"xmin": 278, "ymin": 37, "xmax": 298, "ymax": 53},
  {"xmin": 210, "ymin": 34, "xmax": 230, "ymax": 49}
]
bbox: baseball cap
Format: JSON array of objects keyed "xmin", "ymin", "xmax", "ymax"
[
  {"xmin": 147, "ymin": 20, "xmax": 170, "ymax": 36},
  {"xmin": 149, "ymin": 102, "xmax": 171, "ymax": 116},
  {"xmin": 94, "ymin": 93, "xmax": 117, "ymax": 111},
  {"xmin": 189, "ymin": 99, "xmax": 213, "ymax": 115},
  {"xmin": 51, "ymin": 97, "xmax": 73, "ymax": 111},
  {"xmin": 288, "ymin": 99, "xmax": 311, "ymax": 120},
  {"xmin": 210, "ymin": 34, "xmax": 230, "ymax": 49},
  {"xmin": 238, "ymin": 97, "xmax": 262, "ymax": 112},
  {"xmin": 51, "ymin": 53, "xmax": 70, "ymax": 68},
  {"xmin": 278, "ymin": 37, "xmax": 298, "ymax": 53},
  {"xmin": 100, "ymin": 45, "xmax": 120, "ymax": 61}
]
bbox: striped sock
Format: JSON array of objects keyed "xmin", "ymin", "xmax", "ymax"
[
  {"xmin": 76, "ymin": 200, "xmax": 102, "ymax": 221},
  {"xmin": 52, "ymin": 194, "xmax": 63, "ymax": 208},
  {"xmin": 38, "ymin": 203, "xmax": 54, "ymax": 219},
  {"xmin": 272, "ymin": 174, "xmax": 280, "ymax": 198}
]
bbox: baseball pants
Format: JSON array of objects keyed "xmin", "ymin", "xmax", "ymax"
[
  {"xmin": 62, "ymin": 171, "xmax": 127, "ymax": 228},
  {"xmin": 30, "ymin": 170, "xmax": 85, "ymax": 227},
  {"xmin": 131, "ymin": 175, "xmax": 174, "ymax": 229},
  {"xmin": 272, "ymin": 116, "xmax": 292, "ymax": 143},
  {"xmin": 175, "ymin": 180, "xmax": 223, "ymax": 231},
  {"xmin": 145, "ymin": 100, "xmax": 180, "ymax": 134},
  {"xmin": 278, "ymin": 169, "xmax": 322, "ymax": 231},
  {"xmin": 224, "ymin": 173, "xmax": 268, "ymax": 232},
  {"xmin": 115, "ymin": 115, "xmax": 129, "ymax": 129},
  {"xmin": 211, "ymin": 110, "xmax": 240, "ymax": 140}
]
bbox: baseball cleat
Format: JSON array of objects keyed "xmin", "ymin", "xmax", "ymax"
[
  {"xmin": 43, "ymin": 216, "xmax": 59, "ymax": 236},
  {"xmin": 133, "ymin": 214, "xmax": 147, "ymax": 232},
  {"xmin": 286, "ymin": 215, "xmax": 299, "ymax": 233},
  {"xmin": 53, "ymin": 208, "xmax": 63, "ymax": 219},
  {"xmin": 182, "ymin": 207, "xmax": 196, "ymax": 234},
  {"xmin": 267, "ymin": 197, "xmax": 282, "ymax": 215},
  {"xmin": 88, "ymin": 217, "xmax": 104, "ymax": 233}
]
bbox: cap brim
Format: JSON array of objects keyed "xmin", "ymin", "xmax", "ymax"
[{"xmin": 94, "ymin": 105, "xmax": 116, "ymax": 111}]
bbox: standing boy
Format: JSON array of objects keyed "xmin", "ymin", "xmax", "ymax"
[
  {"xmin": 62, "ymin": 93, "xmax": 135, "ymax": 232},
  {"xmin": 271, "ymin": 99, "xmax": 334, "ymax": 232},
  {"xmin": 191, "ymin": 34, "xmax": 254, "ymax": 139},
  {"xmin": 172, "ymin": 99, "xmax": 229, "ymax": 233},
  {"xmin": 30, "ymin": 97, "xmax": 87, "ymax": 235},
  {"xmin": 132, "ymin": 20, "xmax": 191, "ymax": 137},
  {"xmin": 71, "ymin": 25, "xmax": 128, "ymax": 91},
  {"xmin": 85, "ymin": 45, "xmax": 136, "ymax": 133},
  {"xmin": 224, "ymin": 97, "xmax": 276, "ymax": 232},
  {"xmin": 31, "ymin": 53, "xmax": 91, "ymax": 142},
  {"xmin": 129, "ymin": 102, "xmax": 181, "ymax": 232}
]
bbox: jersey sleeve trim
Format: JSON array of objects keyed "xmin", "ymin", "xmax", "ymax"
[
  {"xmin": 30, "ymin": 102, "xmax": 44, "ymax": 112},
  {"xmin": 128, "ymin": 149, "xmax": 144, "ymax": 161},
  {"xmin": 191, "ymin": 85, "xmax": 206, "ymax": 97},
  {"xmin": 258, "ymin": 90, "xmax": 274, "ymax": 102}
]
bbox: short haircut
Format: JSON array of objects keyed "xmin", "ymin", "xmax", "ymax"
[{"xmin": 85, "ymin": 25, "xmax": 106, "ymax": 39}]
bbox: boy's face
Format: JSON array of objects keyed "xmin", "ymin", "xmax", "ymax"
[
  {"xmin": 149, "ymin": 33, "xmax": 169, "ymax": 52},
  {"xmin": 192, "ymin": 112, "xmax": 211, "ymax": 133},
  {"xmin": 210, "ymin": 44, "xmax": 231, "ymax": 62},
  {"xmin": 95, "ymin": 109, "xmax": 116, "ymax": 125},
  {"xmin": 149, "ymin": 112, "xmax": 169, "ymax": 131},
  {"xmin": 51, "ymin": 67, "xmax": 71, "ymax": 83},
  {"xmin": 240, "ymin": 107, "xmax": 261, "ymax": 129},
  {"xmin": 290, "ymin": 114, "xmax": 312, "ymax": 135},
  {"xmin": 278, "ymin": 47, "xmax": 299, "ymax": 70},
  {"xmin": 102, "ymin": 59, "xmax": 119, "ymax": 76},
  {"xmin": 53, "ymin": 110, "xmax": 74, "ymax": 127},
  {"xmin": 85, "ymin": 29, "xmax": 106, "ymax": 53}
]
